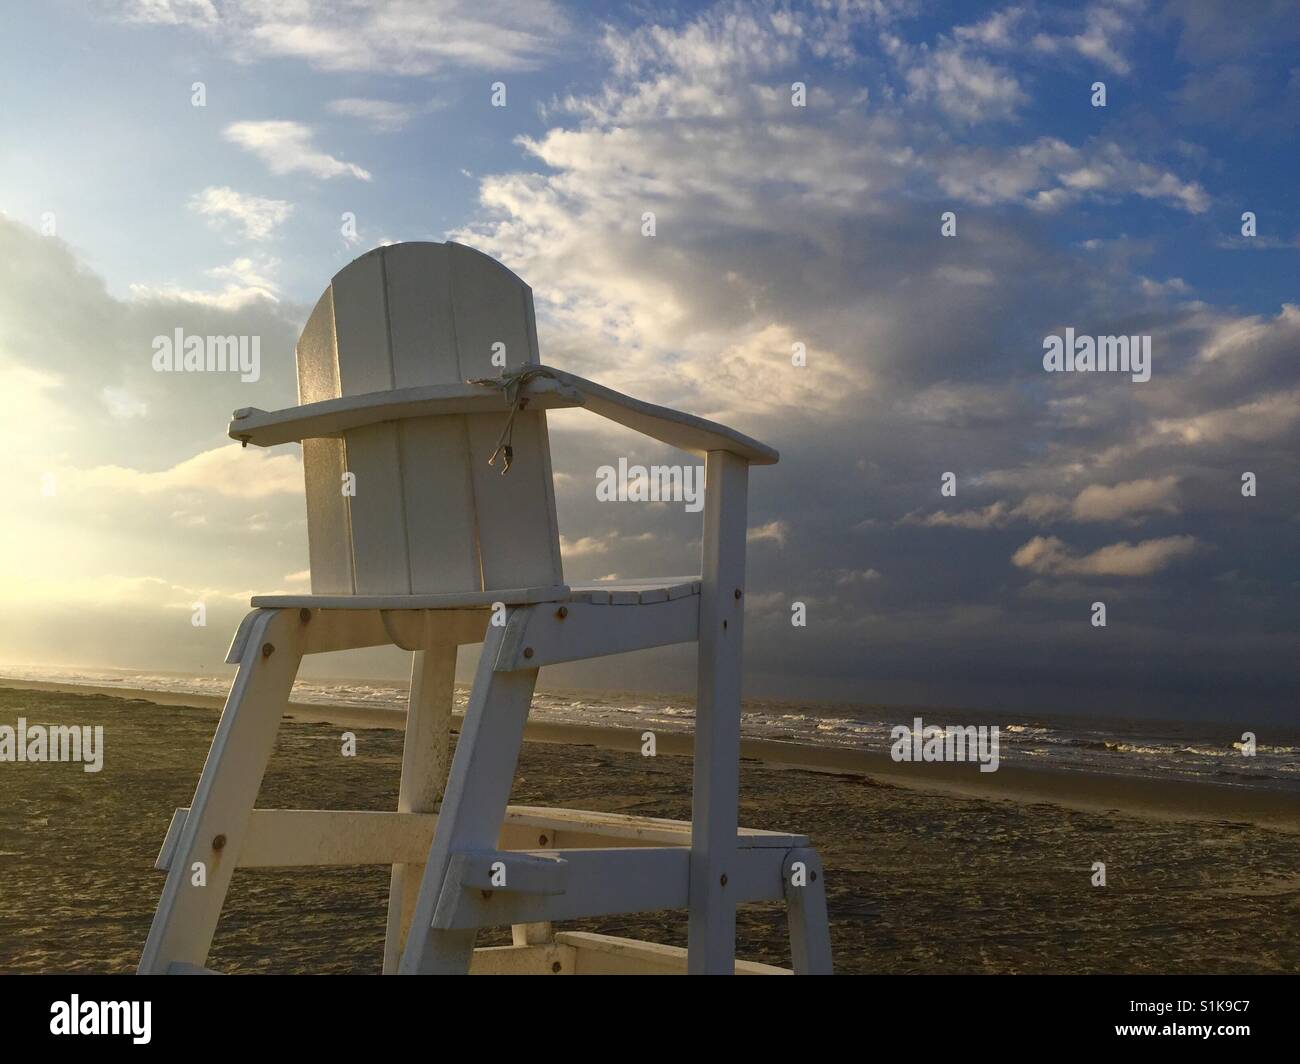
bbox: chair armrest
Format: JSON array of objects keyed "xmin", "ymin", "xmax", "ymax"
[
  {"xmin": 228, "ymin": 376, "xmax": 584, "ymax": 447},
  {"xmin": 540, "ymin": 367, "xmax": 778, "ymax": 465},
  {"xmin": 229, "ymin": 364, "xmax": 778, "ymax": 465}
]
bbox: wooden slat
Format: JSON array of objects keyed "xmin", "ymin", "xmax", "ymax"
[
  {"xmin": 238, "ymin": 364, "xmax": 779, "ymax": 465},
  {"xmin": 438, "ymin": 845, "xmax": 789, "ymax": 930},
  {"xmin": 783, "ymin": 848, "xmax": 833, "ymax": 974},
  {"xmin": 252, "ymin": 810, "xmax": 438, "ymax": 867},
  {"xmin": 138, "ymin": 609, "xmax": 307, "ymax": 973},
  {"xmin": 297, "ymin": 607, "xmax": 486, "ymax": 655},
  {"xmin": 161, "ymin": 939, "xmax": 788, "ymax": 975},
  {"xmin": 400, "ymin": 622, "xmax": 540, "ymax": 973},
  {"xmin": 689, "ymin": 449, "xmax": 749, "ymax": 973},
  {"xmin": 463, "ymin": 410, "xmax": 565, "ymax": 590},
  {"xmin": 383, "ymin": 242, "xmax": 457, "ymax": 388},
  {"xmin": 469, "ymin": 942, "xmax": 574, "ymax": 975},
  {"xmin": 154, "ymin": 808, "xmax": 187, "ymax": 871},
  {"xmin": 331, "ymin": 251, "xmax": 394, "ymax": 395},
  {"xmin": 538, "ymin": 366, "xmax": 779, "ymax": 465},
  {"xmin": 384, "ymin": 243, "xmax": 482, "ymax": 595},
  {"xmin": 449, "ymin": 243, "xmax": 564, "ymax": 592},
  {"xmin": 567, "ymin": 579, "xmax": 700, "ymax": 605},
  {"xmin": 156, "ymin": 806, "xmax": 808, "ymax": 870},
  {"xmin": 228, "ymin": 379, "xmax": 582, "ymax": 447},
  {"xmin": 296, "ymin": 288, "xmax": 354, "ymax": 594},
  {"xmin": 332, "ymin": 251, "xmax": 412, "ymax": 595},
  {"xmin": 399, "ymin": 418, "xmax": 481, "ymax": 593},
  {"xmin": 342, "ymin": 424, "xmax": 411, "ymax": 594},
  {"xmin": 302, "ymin": 438, "xmax": 355, "ymax": 594},
  {"xmin": 505, "ymin": 806, "xmax": 808, "ymax": 850},
  {"xmin": 494, "ymin": 597, "xmax": 699, "ymax": 671},
  {"xmin": 444, "ymin": 847, "xmax": 689, "ymax": 928},
  {"xmin": 440, "ymin": 850, "xmax": 568, "ymax": 899},
  {"xmin": 251, "ymin": 587, "xmax": 568, "ymax": 610},
  {"xmin": 384, "ymin": 644, "xmax": 456, "ymax": 973},
  {"xmin": 555, "ymin": 933, "xmax": 789, "ymax": 976}
]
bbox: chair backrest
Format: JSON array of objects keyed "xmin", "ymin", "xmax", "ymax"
[{"xmin": 296, "ymin": 241, "xmax": 564, "ymax": 596}]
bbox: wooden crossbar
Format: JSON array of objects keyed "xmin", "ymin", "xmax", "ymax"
[
  {"xmin": 472, "ymin": 934, "xmax": 790, "ymax": 975},
  {"xmin": 166, "ymin": 934, "xmax": 791, "ymax": 975},
  {"xmin": 155, "ymin": 806, "xmax": 810, "ymax": 871}
]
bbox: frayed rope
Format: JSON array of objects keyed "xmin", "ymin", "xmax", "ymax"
[{"xmin": 465, "ymin": 365, "xmax": 562, "ymax": 475}]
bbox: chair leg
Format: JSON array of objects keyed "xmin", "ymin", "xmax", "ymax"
[
  {"xmin": 689, "ymin": 450, "xmax": 749, "ymax": 973},
  {"xmin": 138, "ymin": 608, "xmax": 305, "ymax": 974},
  {"xmin": 399, "ymin": 618, "xmax": 539, "ymax": 974},
  {"xmin": 383, "ymin": 645, "xmax": 456, "ymax": 973},
  {"xmin": 783, "ymin": 848, "xmax": 833, "ymax": 974}
]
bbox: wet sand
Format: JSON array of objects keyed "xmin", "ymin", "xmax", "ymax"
[{"xmin": 1, "ymin": 684, "xmax": 1297, "ymax": 974}]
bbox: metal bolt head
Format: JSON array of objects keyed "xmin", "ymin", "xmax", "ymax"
[
  {"xmin": 212, "ymin": 834, "xmax": 227, "ymax": 851},
  {"xmin": 551, "ymin": 961, "xmax": 562, "ymax": 974},
  {"xmin": 261, "ymin": 642, "xmax": 274, "ymax": 658},
  {"xmin": 299, "ymin": 608, "xmax": 312, "ymax": 623},
  {"xmin": 734, "ymin": 588, "xmax": 742, "ymax": 600},
  {"xmin": 481, "ymin": 890, "xmax": 493, "ymax": 901},
  {"xmin": 523, "ymin": 646, "xmax": 534, "ymax": 659},
  {"xmin": 720, "ymin": 873, "xmax": 728, "ymax": 887},
  {"xmin": 538, "ymin": 834, "xmax": 549, "ymax": 846},
  {"xmin": 555, "ymin": 606, "xmax": 568, "ymax": 619}
]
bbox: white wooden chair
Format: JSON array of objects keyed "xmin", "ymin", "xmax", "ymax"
[{"xmin": 138, "ymin": 241, "xmax": 832, "ymax": 975}]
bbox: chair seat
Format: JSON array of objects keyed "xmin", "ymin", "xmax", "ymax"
[{"xmin": 250, "ymin": 578, "xmax": 702, "ymax": 611}]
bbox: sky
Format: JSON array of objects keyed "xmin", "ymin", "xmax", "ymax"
[{"xmin": 0, "ymin": 0, "xmax": 1296, "ymax": 724}]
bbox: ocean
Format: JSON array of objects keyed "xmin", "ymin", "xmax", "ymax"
[{"xmin": 2, "ymin": 664, "xmax": 1295, "ymax": 794}]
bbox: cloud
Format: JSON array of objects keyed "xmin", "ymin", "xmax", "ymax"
[
  {"xmin": 327, "ymin": 98, "xmax": 416, "ymax": 132},
  {"xmin": 112, "ymin": 0, "xmax": 216, "ymax": 26},
  {"xmin": 1031, "ymin": 0, "xmax": 1138, "ymax": 75},
  {"xmin": 224, "ymin": 121, "xmax": 371, "ymax": 180},
  {"xmin": 7, "ymin": 573, "xmax": 240, "ymax": 610},
  {"xmin": 910, "ymin": 478, "xmax": 1181, "ymax": 528},
  {"xmin": 129, "ymin": 256, "xmax": 281, "ymax": 308},
  {"xmin": 1071, "ymin": 477, "xmax": 1180, "ymax": 521},
  {"xmin": 1137, "ymin": 276, "xmax": 1191, "ymax": 298},
  {"xmin": 1011, "ymin": 534, "xmax": 1201, "ymax": 578},
  {"xmin": 189, "ymin": 186, "xmax": 293, "ymax": 241},
  {"xmin": 560, "ymin": 535, "xmax": 610, "ymax": 558},
  {"xmin": 953, "ymin": 7, "xmax": 1027, "ymax": 49},
  {"xmin": 748, "ymin": 520, "xmax": 789, "ymax": 547},
  {"xmin": 68, "ymin": 445, "xmax": 302, "ymax": 500},
  {"xmin": 935, "ymin": 138, "xmax": 1210, "ymax": 214},
  {"xmin": 107, "ymin": 0, "xmax": 567, "ymax": 74},
  {"xmin": 1147, "ymin": 389, "xmax": 1300, "ymax": 447},
  {"xmin": 9, "ymin": 2, "xmax": 1299, "ymax": 714},
  {"xmin": 908, "ymin": 496, "xmax": 1064, "ymax": 530},
  {"xmin": 101, "ymin": 386, "xmax": 148, "ymax": 421},
  {"xmin": 834, "ymin": 568, "xmax": 881, "ymax": 586},
  {"xmin": 904, "ymin": 45, "xmax": 1027, "ymax": 122}
]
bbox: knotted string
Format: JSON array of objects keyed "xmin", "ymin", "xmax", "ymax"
[{"xmin": 465, "ymin": 365, "xmax": 561, "ymax": 475}]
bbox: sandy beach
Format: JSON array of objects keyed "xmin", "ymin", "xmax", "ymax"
[{"xmin": 1, "ymin": 681, "xmax": 1297, "ymax": 974}]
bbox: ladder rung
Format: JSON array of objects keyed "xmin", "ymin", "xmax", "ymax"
[{"xmin": 447, "ymin": 850, "xmax": 569, "ymax": 895}]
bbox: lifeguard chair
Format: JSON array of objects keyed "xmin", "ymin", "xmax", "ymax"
[{"xmin": 138, "ymin": 242, "xmax": 832, "ymax": 975}]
